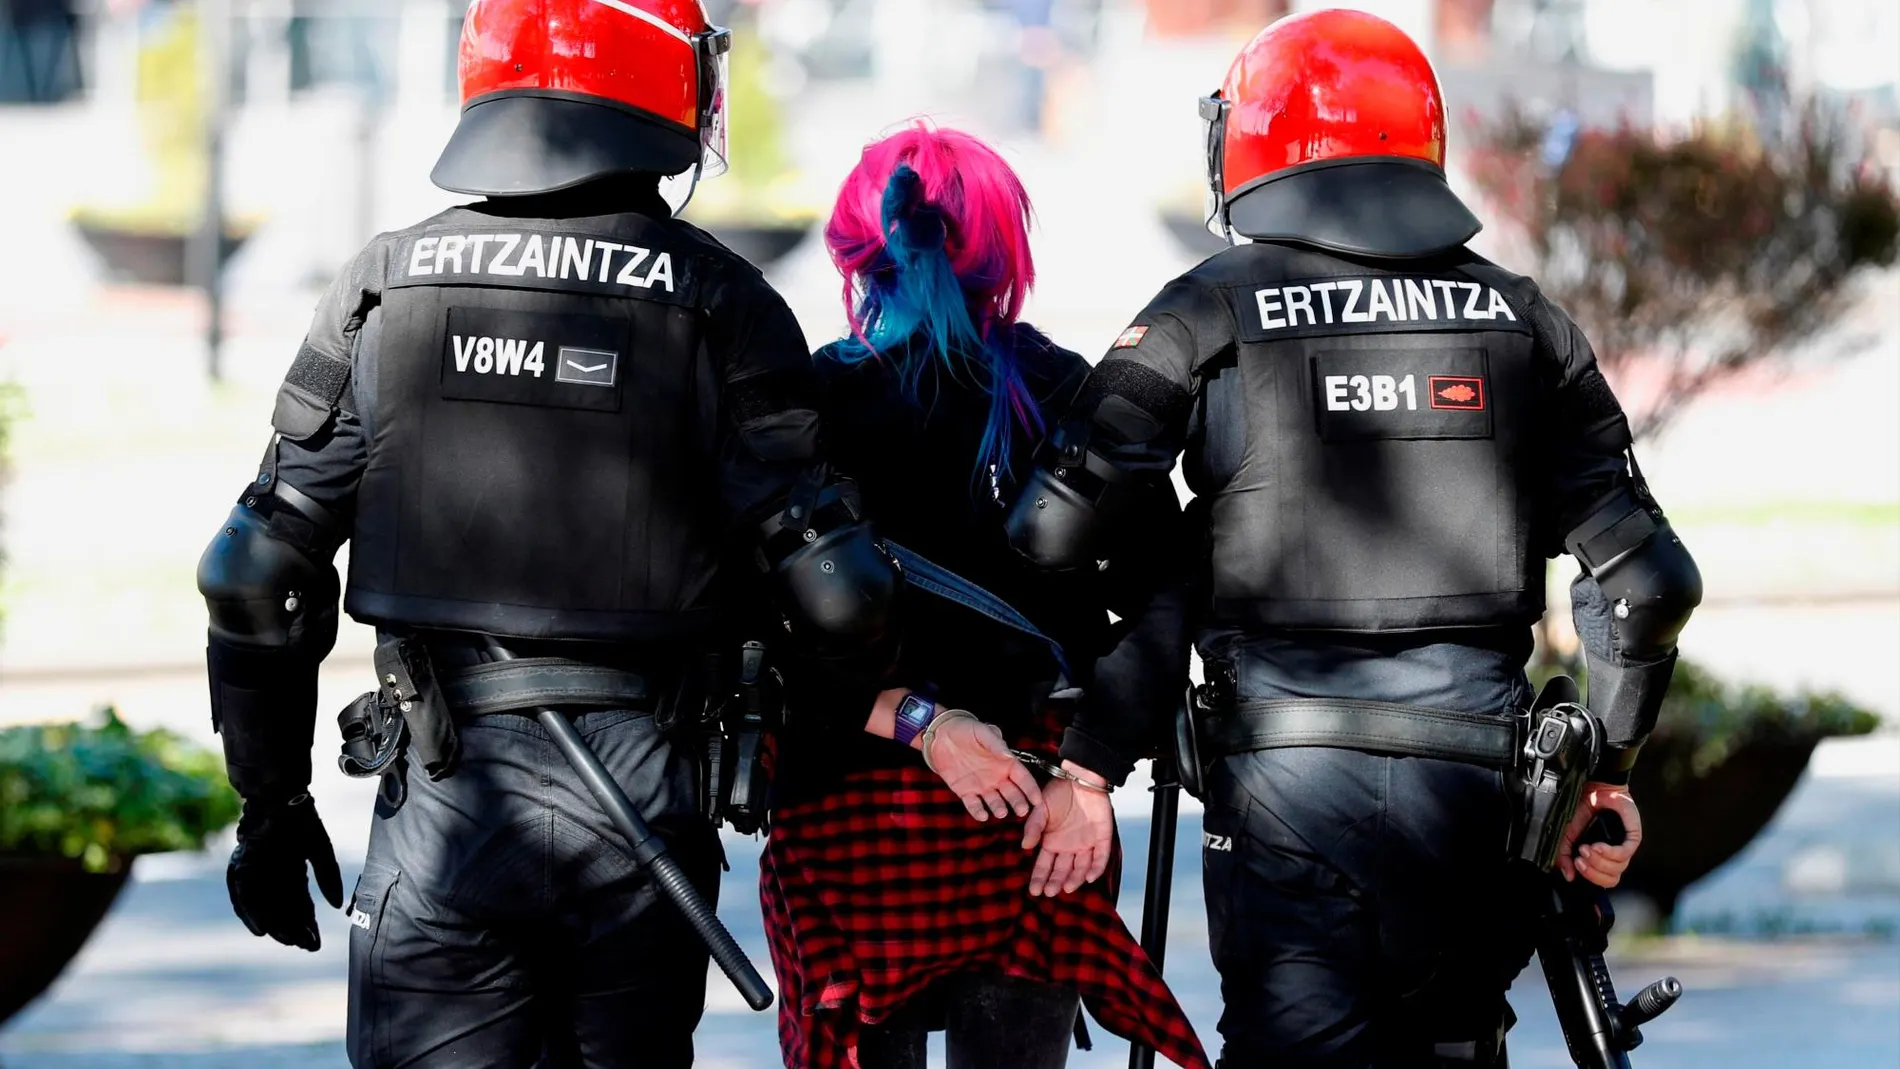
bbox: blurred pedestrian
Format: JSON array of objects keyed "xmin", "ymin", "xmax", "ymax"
[
  {"xmin": 759, "ymin": 121, "xmax": 1211, "ymax": 1069},
  {"xmin": 193, "ymin": 1, "xmax": 901, "ymax": 1066},
  {"xmin": 1008, "ymin": 10, "xmax": 1703, "ymax": 1067}
]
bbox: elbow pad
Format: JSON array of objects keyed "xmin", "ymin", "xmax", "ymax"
[
  {"xmin": 1567, "ymin": 489, "xmax": 1703, "ymax": 659},
  {"xmin": 197, "ymin": 479, "xmax": 343, "ymax": 655},
  {"xmin": 757, "ymin": 472, "xmax": 900, "ymax": 665},
  {"xmin": 1005, "ymin": 420, "xmax": 1151, "ymax": 572},
  {"xmin": 1566, "ymin": 488, "xmax": 1703, "ymax": 779},
  {"xmin": 196, "ymin": 478, "xmax": 343, "ymax": 800}
]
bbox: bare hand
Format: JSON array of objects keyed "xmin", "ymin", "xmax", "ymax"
[
  {"xmin": 1022, "ymin": 763, "xmax": 1113, "ymax": 897},
  {"xmin": 1556, "ymin": 782, "xmax": 1643, "ymax": 889},
  {"xmin": 925, "ymin": 713, "xmax": 1041, "ymax": 822}
]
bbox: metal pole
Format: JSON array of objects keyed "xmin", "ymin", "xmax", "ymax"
[
  {"xmin": 481, "ymin": 641, "xmax": 775, "ymax": 1012},
  {"xmin": 1129, "ymin": 755, "xmax": 1183, "ymax": 1069},
  {"xmin": 196, "ymin": 0, "xmax": 232, "ymax": 382}
]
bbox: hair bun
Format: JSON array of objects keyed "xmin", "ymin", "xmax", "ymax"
[{"xmin": 882, "ymin": 164, "xmax": 948, "ymax": 260}]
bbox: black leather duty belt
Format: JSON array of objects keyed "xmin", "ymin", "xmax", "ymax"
[
  {"xmin": 1201, "ymin": 698, "xmax": 1519, "ymax": 769},
  {"xmin": 436, "ymin": 657, "xmax": 651, "ymax": 717}
]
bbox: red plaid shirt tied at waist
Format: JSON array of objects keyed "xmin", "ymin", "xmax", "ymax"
[{"xmin": 759, "ymin": 714, "xmax": 1210, "ymax": 1069}]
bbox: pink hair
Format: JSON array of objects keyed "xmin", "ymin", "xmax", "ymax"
[{"xmin": 824, "ymin": 121, "xmax": 1037, "ymax": 342}]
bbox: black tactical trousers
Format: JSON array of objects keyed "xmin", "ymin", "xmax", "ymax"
[
  {"xmin": 1200, "ymin": 746, "xmax": 1539, "ymax": 1069},
  {"xmin": 856, "ymin": 971, "xmax": 1082, "ymax": 1069},
  {"xmin": 345, "ymin": 708, "xmax": 719, "ymax": 1069}
]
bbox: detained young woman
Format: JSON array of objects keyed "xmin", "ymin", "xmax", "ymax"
[{"xmin": 757, "ymin": 123, "xmax": 1210, "ymax": 1069}]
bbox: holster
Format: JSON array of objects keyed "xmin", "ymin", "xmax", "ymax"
[
  {"xmin": 372, "ymin": 637, "xmax": 461, "ymax": 781},
  {"xmin": 337, "ymin": 690, "xmax": 407, "ymax": 780},
  {"xmin": 1508, "ymin": 675, "xmax": 1602, "ymax": 872},
  {"xmin": 711, "ymin": 640, "xmax": 782, "ymax": 835},
  {"xmin": 1173, "ymin": 662, "xmax": 1236, "ymax": 803}
]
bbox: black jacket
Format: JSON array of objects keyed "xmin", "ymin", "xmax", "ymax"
[
  {"xmin": 273, "ymin": 178, "xmax": 818, "ymax": 548},
  {"xmin": 255, "ymin": 177, "xmax": 820, "ymax": 712},
  {"xmin": 773, "ymin": 324, "xmax": 1183, "ymax": 804},
  {"xmin": 1058, "ymin": 239, "xmax": 1647, "ymax": 779}
]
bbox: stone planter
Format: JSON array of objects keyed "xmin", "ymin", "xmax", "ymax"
[
  {"xmin": 72, "ymin": 222, "xmax": 253, "ymax": 287},
  {"xmin": 0, "ymin": 856, "xmax": 132, "ymax": 1026},
  {"xmin": 1622, "ymin": 733, "xmax": 1823, "ymax": 924},
  {"xmin": 1527, "ymin": 657, "xmax": 1877, "ymax": 930}
]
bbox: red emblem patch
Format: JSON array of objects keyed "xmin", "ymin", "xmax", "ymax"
[
  {"xmin": 1429, "ymin": 375, "xmax": 1486, "ymax": 411},
  {"xmin": 1113, "ymin": 326, "xmax": 1149, "ymax": 350}
]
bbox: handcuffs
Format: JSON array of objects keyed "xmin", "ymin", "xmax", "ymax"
[
  {"xmin": 914, "ymin": 704, "xmax": 1113, "ymax": 795},
  {"xmin": 1010, "ymin": 749, "xmax": 1113, "ymax": 794}
]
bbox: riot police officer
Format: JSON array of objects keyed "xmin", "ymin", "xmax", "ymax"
[
  {"xmin": 1008, "ymin": 11, "xmax": 1701, "ymax": 1067},
  {"xmin": 195, "ymin": 2, "xmax": 895, "ymax": 1065}
]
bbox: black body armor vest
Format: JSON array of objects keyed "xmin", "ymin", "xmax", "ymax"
[
  {"xmin": 1191, "ymin": 245, "xmax": 1549, "ymax": 631},
  {"xmin": 344, "ymin": 208, "xmax": 724, "ymax": 642}
]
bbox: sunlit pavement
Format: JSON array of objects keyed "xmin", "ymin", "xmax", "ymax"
[{"xmin": 2, "ymin": 746, "xmax": 1897, "ymax": 1068}]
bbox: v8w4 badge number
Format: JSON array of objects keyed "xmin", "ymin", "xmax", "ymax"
[
  {"xmin": 452, "ymin": 334, "xmax": 547, "ymax": 378},
  {"xmin": 442, "ymin": 306, "xmax": 627, "ymax": 414}
]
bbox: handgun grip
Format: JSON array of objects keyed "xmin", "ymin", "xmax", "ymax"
[{"xmin": 1580, "ymin": 809, "xmax": 1626, "ymax": 848}]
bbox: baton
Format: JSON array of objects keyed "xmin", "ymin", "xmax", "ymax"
[
  {"xmin": 1129, "ymin": 752, "xmax": 1184, "ymax": 1069},
  {"xmin": 484, "ymin": 640, "xmax": 775, "ymax": 1012}
]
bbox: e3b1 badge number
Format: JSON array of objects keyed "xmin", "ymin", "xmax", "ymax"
[{"xmin": 1312, "ymin": 349, "xmax": 1493, "ymax": 442}]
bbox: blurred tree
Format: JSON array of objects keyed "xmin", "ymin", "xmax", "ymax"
[
  {"xmin": 1469, "ymin": 100, "xmax": 1900, "ymax": 440},
  {"xmin": 67, "ymin": 2, "xmax": 206, "ymax": 237},
  {"xmin": 724, "ymin": 7, "xmax": 789, "ymax": 197},
  {"xmin": 677, "ymin": 4, "xmax": 814, "ymax": 267}
]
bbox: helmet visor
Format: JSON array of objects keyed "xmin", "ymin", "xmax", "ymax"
[
  {"xmin": 697, "ymin": 27, "xmax": 731, "ymax": 179},
  {"xmin": 1199, "ymin": 93, "xmax": 1229, "ymax": 239}
]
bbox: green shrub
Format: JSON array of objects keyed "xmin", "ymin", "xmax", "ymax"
[
  {"xmin": 1531, "ymin": 656, "xmax": 1880, "ymax": 783},
  {"xmin": 1641, "ymin": 659, "xmax": 1879, "ymax": 780},
  {"xmin": 0, "ymin": 708, "xmax": 241, "ymax": 872}
]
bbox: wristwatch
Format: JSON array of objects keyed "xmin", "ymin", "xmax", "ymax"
[{"xmin": 892, "ymin": 692, "xmax": 939, "ymax": 749}]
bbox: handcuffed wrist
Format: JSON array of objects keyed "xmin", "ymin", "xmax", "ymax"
[
  {"xmin": 1057, "ymin": 726, "xmax": 1136, "ymax": 787},
  {"xmin": 1059, "ymin": 760, "xmax": 1111, "ymax": 790},
  {"xmin": 1011, "ymin": 751, "xmax": 1113, "ymax": 793},
  {"xmin": 920, "ymin": 708, "xmax": 977, "ymax": 774}
]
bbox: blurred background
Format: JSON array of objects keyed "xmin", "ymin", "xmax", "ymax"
[{"xmin": 0, "ymin": 1, "xmax": 1896, "ymax": 1066}]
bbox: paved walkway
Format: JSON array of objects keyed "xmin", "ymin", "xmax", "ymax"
[{"xmin": 2, "ymin": 737, "xmax": 1896, "ymax": 1068}]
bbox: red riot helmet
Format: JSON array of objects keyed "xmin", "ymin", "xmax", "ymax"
[
  {"xmin": 432, "ymin": 0, "xmax": 731, "ymax": 198},
  {"xmin": 1198, "ymin": 9, "xmax": 1481, "ymax": 258}
]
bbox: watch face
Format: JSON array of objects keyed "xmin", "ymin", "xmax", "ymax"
[{"xmin": 894, "ymin": 694, "xmax": 936, "ymax": 747}]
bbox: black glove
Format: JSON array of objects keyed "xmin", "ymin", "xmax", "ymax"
[{"xmin": 227, "ymin": 793, "xmax": 344, "ymax": 951}]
